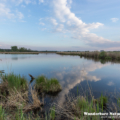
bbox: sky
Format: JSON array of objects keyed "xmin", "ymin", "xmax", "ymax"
[{"xmin": 0, "ymin": 0, "xmax": 120, "ymax": 51}]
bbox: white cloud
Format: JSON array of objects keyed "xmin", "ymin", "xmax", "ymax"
[
  {"xmin": 0, "ymin": 3, "xmax": 25, "ymax": 22},
  {"xmin": 54, "ymin": 24, "xmax": 64, "ymax": 32},
  {"xmin": 39, "ymin": 0, "xmax": 44, "ymax": 4},
  {"xmin": 111, "ymin": 18, "xmax": 119, "ymax": 22},
  {"xmin": 50, "ymin": 18, "xmax": 58, "ymax": 26},
  {"xmin": 52, "ymin": 0, "xmax": 103, "ymax": 38},
  {"xmin": 51, "ymin": 0, "xmax": 120, "ymax": 48},
  {"xmin": 107, "ymin": 81, "xmax": 114, "ymax": 86},
  {"xmin": 0, "ymin": 3, "xmax": 15, "ymax": 19}
]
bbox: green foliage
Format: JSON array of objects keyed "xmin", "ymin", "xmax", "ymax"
[
  {"xmin": 117, "ymin": 98, "xmax": 120, "ymax": 108},
  {"xmin": 19, "ymin": 47, "xmax": 27, "ymax": 52},
  {"xmin": 105, "ymin": 56, "xmax": 111, "ymax": 60},
  {"xmin": 99, "ymin": 95, "xmax": 108, "ymax": 105},
  {"xmin": 99, "ymin": 51, "xmax": 106, "ymax": 59},
  {"xmin": 77, "ymin": 97, "xmax": 88, "ymax": 111},
  {"xmin": 96, "ymin": 94, "xmax": 108, "ymax": 111},
  {"xmin": 50, "ymin": 106, "xmax": 55, "ymax": 120},
  {"xmin": 0, "ymin": 105, "xmax": 5, "ymax": 120},
  {"xmin": 2, "ymin": 73, "xmax": 28, "ymax": 91},
  {"xmin": 36, "ymin": 75, "xmax": 46, "ymax": 84},
  {"xmin": 35, "ymin": 76, "xmax": 61, "ymax": 93},
  {"xmin": 11, "ymin": 46, "xmax": 18, "ymax": 51}
]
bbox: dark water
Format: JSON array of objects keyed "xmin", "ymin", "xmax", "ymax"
[{"xmin": 0, "ymin": 53, "xmax": 120, "ymax": 110}]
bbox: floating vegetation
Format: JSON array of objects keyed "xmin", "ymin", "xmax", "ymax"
[{"xmin": 35, "ymin": 75, "xmax": 62, "ymax": 94}]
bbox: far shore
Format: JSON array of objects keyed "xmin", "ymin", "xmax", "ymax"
[{"xmin": 0, "ymin": 51, "xmax": 57, "ymax": 54}]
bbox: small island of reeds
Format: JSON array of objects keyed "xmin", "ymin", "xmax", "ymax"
[{"xmin": 35, "ymin": 75, "xmax": 62, "ymax": 94}]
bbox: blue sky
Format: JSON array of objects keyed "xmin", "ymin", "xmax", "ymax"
[{"xmin": 0, "ymin": 0, "xmax": 120, "ymax": 51}]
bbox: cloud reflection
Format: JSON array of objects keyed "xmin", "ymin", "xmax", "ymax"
[{"xmin": 52, "ymin": 62, "xmax": 110, "ymax": 106}]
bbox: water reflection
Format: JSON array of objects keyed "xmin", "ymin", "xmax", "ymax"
[
  {"xmin": 0, "ymin": 53, "xmax": 120, "ymax": 109},
  {"xmin": 52, "ymin": 62, "xmax": 110, "ymax": 106}
]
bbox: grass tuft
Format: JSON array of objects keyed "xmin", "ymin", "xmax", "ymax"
[
  {"xmin": 0, "ymin": 105, "xmax": 5, "ymax": 120},
  {"xmin": 35, "ymin": 76, "xmax": 62, "ymax": 94},
  {"xmin": 0, "ymin": 73, "xmax": 28, "ymax": 91}
]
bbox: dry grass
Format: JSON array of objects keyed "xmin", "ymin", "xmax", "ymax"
[
  {"xmin": 23, "ymin": 88, "xmax": 43, "ymax": 113},
  {"xmin": 52, "ymin": 95, "xmax": 102, "ymax": 120},
  {"xmin": 0, "ymin": 86, "xmax": 43, "ymax": 119},
  {"xmin": 0, "ymin": 87, "xmax": 28, "ymax": 111}
]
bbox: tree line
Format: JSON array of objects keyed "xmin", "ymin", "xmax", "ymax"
[{"xmin": 0, "ymin": 46, "xmax": 38, "ymax": 52}]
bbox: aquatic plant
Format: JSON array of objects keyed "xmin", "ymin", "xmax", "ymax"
[
  {"xmin": 52, "ymin": 95, "xmax": 101, "ymax": 120},
  {"xmin": 50, "ymin": 105, "xmax": 55, "ymax": 120},
  {"xmin": 99, "ymin": 95, "xmax": 108, "ymax": 106},
  {"xmin": 1, "ymin": 73, "xmax": 28, "ymax": 91},
  {"xmin": 35, "ymin": 76, "xmax": 62, "ymax": 94},
  {"xmin": 0, "ymin": 105, "xmax": 6, "ymax": 120}
]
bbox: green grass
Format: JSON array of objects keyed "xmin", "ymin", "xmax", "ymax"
[
  {"xmin": 35, "ymin": 75, "xmax": 61, "ymax": 94},
  {"xmin": 0, "ymin": 105, "xmax": 44, "ymax": 120},
  {"xmin": 50, "ymin": 105, "xmax": 55, "ymax": 120},
  {"xmin": 1, "ymin": 73, "xmax": 28, "ymax": 91},
  {"xmin": 0, "ymin": 105, "xmax": 6, "ymax": 120},
  {"xmin": 52, "ymin": 91, "xmax": 109, "ymax": 120}
]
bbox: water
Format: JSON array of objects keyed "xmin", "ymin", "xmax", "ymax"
[{"xmin": 0, "ymin": 53, "xmax": 120, "ymax": 109}]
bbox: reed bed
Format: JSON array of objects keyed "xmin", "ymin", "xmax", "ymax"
[
  {"xmin": 51, "ymin": 93, "xmax": 120, "ymax": 120},
  {"xmin": 0, "ymin": 73, "xmax": 44, "ymax": 120},
  {"xmin": 1, "ymin": 72, "xmax": 119, "ymax": 120},
  {"xmin": 0, "ymin": 73, "xmax": 28, "ymax": 91},
  {"xmin": 51, "ymin": 95, "xmax": 107, "ymax": 120},
  {"xmin": 57, "ymin": 51, "xmax": 120, "ymax": 61},
  {"xmin": 35, "ymin": 75, "xmax": 62, "ymax": 94}
]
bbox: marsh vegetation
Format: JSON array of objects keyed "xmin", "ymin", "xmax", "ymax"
[
  {"xmin": 57, "ymin": 51, "xmax": 120, "ymax": 62},
  {"xmin": 0, "ymin": 53, "xmax": 120, "ymax": 119},
  {"xmin": 0, "ymin": 73, "xmax": 62, "ymax": 120},
  {"xmin": 35, "ymin": 75, "xmax": 62, "ymax": 94}
]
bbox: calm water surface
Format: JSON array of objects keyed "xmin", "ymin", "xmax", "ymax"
[{"xmin": 0, "ymin": 53, "xmax": 120, "ymax": 109}]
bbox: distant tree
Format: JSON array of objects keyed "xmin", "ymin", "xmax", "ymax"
[
  {"xmin": 11, "ymin": 46, "xmax": 18, "ymax": 51},
  {"xmin": 19, "ymin": 47, "xmax": 27, "ymax": 52}
]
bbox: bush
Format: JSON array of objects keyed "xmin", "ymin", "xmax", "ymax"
[{"xmin": 99, "ymin": 51, "xmax": 106, "ymax": 59}]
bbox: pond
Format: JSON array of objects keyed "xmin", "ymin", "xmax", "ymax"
[{"xmin": 0, "ymin": 53, "xmax": 120, "ymax": 111}]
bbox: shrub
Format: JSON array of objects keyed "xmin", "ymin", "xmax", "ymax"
[{"xmin": 99, "ymin": 51, "xmax": 106, "ymax": 59}]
